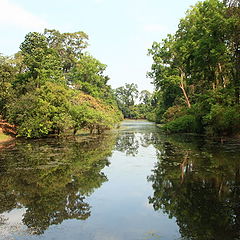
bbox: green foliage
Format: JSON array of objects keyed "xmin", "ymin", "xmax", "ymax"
[
  {"xmin": 115, "ymin": 83, "xmax": 139, "ymax": 118},
  {"xmin": 161, "ymin": 105, "xmax": 186, "ymax": 123},
  {"xmin": 139, "ymin": 90, "xmax": 152, "ymax": 105},
  {"xmin": 7, "ymin": 83, "xmax": 73, "ymax": 138},
  {"xmin": 70, "ymin": 92, "xmax": 123, "ymax": 134},
  {"xmin": 163, "ymin": 115, "xmax": 199, "ymax": 133},
  {"xmin": 114, "ymin": 83, "xmax": 154, "ymax": 119},
  {"xmin": 204, "ymin": 104, "xmax": 240, "ymax": 136},
  {"xmin": 44, "ymin": 28, "xmax": 88, "ymax": 72},
  {"xmin": 0, "ymin": 55, "xmax": 15, "ymax": 116},
  {"xmin": 0, "ymin": 29, "xmax": 122, "ymax": 138},
  {"xmin": 146, "ymin": 110, "xmax": 157, "ymax": 122},
  {"xmin": 148, "ymin": 0, "xmax": 240, "ymax": 136},
  {"xmin": 69, "ymin": 54, "xmax": 112, "ymax": 100},
  {"xmin": 20, "ymin": 32, "xmax": 48, "ymax": 81}
]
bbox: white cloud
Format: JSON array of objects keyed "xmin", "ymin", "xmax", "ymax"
[
  {"xmin": 0, "ymin": 0, "xmax": 47, "ymax": 30},
  {"xmin": 143, "ymin": 23, "xmax": 167, "ymax": 33}
]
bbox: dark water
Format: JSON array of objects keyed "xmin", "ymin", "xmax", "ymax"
[{"xmin": 0, "ymin": 120, "xmax": 240, "ymax": 240}]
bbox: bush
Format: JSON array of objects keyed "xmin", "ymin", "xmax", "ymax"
[
  {"xmin": 146, "ymin": 110, "xmax": 157, "ymax": 122},
  {"xmin": 7, "ymin": 83, "xmax": 73, "ymax": 138},
  {"xmin": 70, "ymin": 92, "xmax": 123, "ymax": 134},
  {"xmin": 162, "ymin": 105, "xmax": 186, "ymax": 123},
  {"xmin": 163, "ymin": 115, "xmax": 198, "ymax": 133},
  {"xmin": 203, "ymin": 104, "xmax": 240, "ymax": 136}
]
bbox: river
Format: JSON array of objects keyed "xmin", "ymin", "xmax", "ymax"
[{"xmin": 0, "ymin": 120, "xmax": 240, "ymax": 240}]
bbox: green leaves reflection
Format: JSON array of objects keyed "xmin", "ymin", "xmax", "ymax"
[
  {"xmin": 0, "ymin": 134, "xmax": 115, "ymax": 234},
  {"xmin": 148, "ymin": 135, "xmax": 240, "ymax": 240},
  {"xmin": 115, "ymin": 131, "xmax": 157, "ymax": 156}
]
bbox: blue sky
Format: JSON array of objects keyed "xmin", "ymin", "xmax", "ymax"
[{"xmin": 0, "ymin": 0, "xmax": 199, "ymax": 91}]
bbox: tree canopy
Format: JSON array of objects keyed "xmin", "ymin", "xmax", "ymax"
[
  {"xmin": 0, "ymin": 29, "xmax": 122, "ymax": 138},
  {"xmin": 147, "ymin": 0, "xmax": 240, "ymax": 136}
]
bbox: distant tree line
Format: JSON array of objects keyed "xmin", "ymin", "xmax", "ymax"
[
  {"xmin": 0, "ymin": 29, "xmax": 122, "ymax": 138},
  {"xmin": 114, "ymin": 83, "xmax": 154, "ymax": 119},
  {"xmin": 148, "ymin": 0, "xmax": 240, "ymax": 136}
]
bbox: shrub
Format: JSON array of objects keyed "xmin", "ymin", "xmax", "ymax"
[
  {"xmin": 163, "ymin": 115, "xmax": 198, "ymax": 133},
  {"xmin": 162, "ymin": 105, "xmax": 186, "ymax": 123},
  {"xmin": 203, "ymin": 104, "xmax": 240, "ymax": 136},
  {"xmin": 146, "ymin": 110, "xmax": 157, "ymax": 122}
]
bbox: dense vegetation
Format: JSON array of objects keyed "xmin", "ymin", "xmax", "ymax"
[
  {"xmin": 114, "ymin": 83, "xmax": 154, "ymax": 119},
  {"xmin": 0, "ymin": 29, "xmax": 122, "ymax": 138},
  {"xmin": 148, "ymin": 0, "xmax": 240, "ymax": 137}
]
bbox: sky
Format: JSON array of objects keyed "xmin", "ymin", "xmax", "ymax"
[{"xmin": 0, "ymin": 0, "xmax": 199, "ymax": 91}]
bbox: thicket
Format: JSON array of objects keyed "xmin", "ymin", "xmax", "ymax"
[
  {"xmin": 148, "ymin": 0, "xmax": 240, "ymax": 137},
  {"xmin": 0, "ymin": 29, "xmax": 122, "ymax": 138}
]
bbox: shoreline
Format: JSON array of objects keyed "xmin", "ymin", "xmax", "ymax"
[{"xmin": 156, "ymin": 125, "xmax": 240, "ymax": 143}]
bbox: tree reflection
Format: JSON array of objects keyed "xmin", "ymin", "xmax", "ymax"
[
  {"xmin": 148, "ymin": 135, "xmax": 240, "ymax": 240},
  {"xmin": 115, "ymin": 131, "xmax": 158, "ymax": 156},
  {"xmin": 0, "ymin": 134, "xmax": 115, "ymax": 234},
  {"xmin": 115, "ymin": 133, "xmax": 140, "ymax": 156}
]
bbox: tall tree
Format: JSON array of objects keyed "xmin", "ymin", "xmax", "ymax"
[
  {"xmin": 148, "ymin": 0, "xmax": 240, "ymax": 135},
  {"xmin": 224, "ymin": 0, "xmax": 240, "ymax": 103},
  {"xmin": 44, "ymin": 29, "xmax": 88, "ymax": 73},
  {"xmin": 148, "ymin": 36, "xmax": 191, "ymax": 109}
]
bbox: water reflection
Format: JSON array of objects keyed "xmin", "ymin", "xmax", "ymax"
[
  {"xmin": 0, "ymin": 134, "xmax": 115, "ymax": 235},
  {"xmin": 148, "ymin": 134, "xmax": 240, "ymax": 240},
  {"xmin": 115, "ymin": 121, "xmax": 159, "ymax": 156},
  {"xmin": 1, "ymin": 121, "xmax": 240, "ymax": 240},
  {"xmin": 115, "ymin": 133, "xmax": 140, "ymax": 156}
]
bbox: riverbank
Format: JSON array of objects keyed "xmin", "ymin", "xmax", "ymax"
[{"xmin": 156, "ymin": 124, "xmax": 240, "ymax": 144}]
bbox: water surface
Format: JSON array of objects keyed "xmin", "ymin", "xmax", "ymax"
[{"xmin": 0, "ymin": 120, "xmax": 240, "ymax": 240}]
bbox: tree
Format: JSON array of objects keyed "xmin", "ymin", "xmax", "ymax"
[
  {"xmin": 20, "ymin": 32, "xmax": 48, "ymax": 81},
  {"xmin": 148, "ymin": 36, "xmax": 191, "ymax": 109},
  {"xmin": 69, "ymin": 53, "xmax": 111, "ymax": 99},
  {"xmin": 139, "ymin": 90, "xmax": 152, "ymax": 105},
  {"xmin": 0, "ymin": 29, "xmax": 122, "ymax": 138},
  {"xmin": 44, "ymin": 29, "xmax": 88, "ymax": 73},
  {"xmin": 115, "ymin": 83, "xmax": 139, "ymax": 118},
  {"xmin": 148, "ymin": 0, "xmax": 240, "ymax": 135},
  {"xmin": 7, "ymin": 82, "xmax": 73, "ymax": 138},
  {"xmin": 0, "ymin": 55, "xmax": 14, "ymax": 116},
  {"xmin": 70, "ymin": 92, "xmax": 122, "ymax": 134},
  {"xmin": 224, "ymin": 0, "xmax": 240, "ymax": 103}
]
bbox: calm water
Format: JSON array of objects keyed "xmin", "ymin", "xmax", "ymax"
[{"xmin": 0, "ymin": 120, "xmax": 240, "ymax": 240}]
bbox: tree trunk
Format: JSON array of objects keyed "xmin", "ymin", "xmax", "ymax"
[
  {"xmin": 218, "ymin": 63, "xmax": 226, "ymax": 88},
  {"xmin": 179, "ymin": 69, "xmax": 191, "ymax": 108}
]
